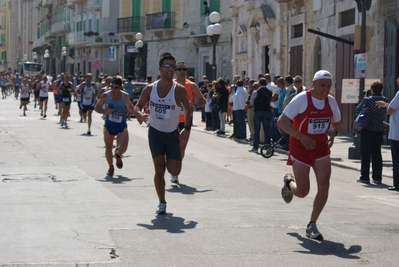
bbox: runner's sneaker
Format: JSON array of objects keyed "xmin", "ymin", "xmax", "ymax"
[
  {"xmin": 281, "ymin": 173, "xmax": 294, "ymax": 204},
  {"xmin": 170, "ymin": 175, "xmax": 179, "ymax": 183},
  {"xmin": 43, "ymin": 114, "xmax": 47, "ymax": 118},
  {"xmin": 306, "ymin": 222, "xmax": 323, "ymax": 240},
  {"xmin": 87, "ymin": 130, "xmax": 91, "ymax": 136},
  {"xmin": 64, "ymin": 122, "xmax": 68, "ymax": 128},
  {"xmin": 23, "ymin": 112, "xmax": 26, "ymax": 116},
  {"xmin": 115, "ymin": 153, "xmax": 123, "ymax": 169},
  {"xmin": 106, "ymin": 166, "xmax": 114, "ymax": 176},
  {"xmin": 156, "ymin": 202, "xmax": 167, "ymax": 214}
]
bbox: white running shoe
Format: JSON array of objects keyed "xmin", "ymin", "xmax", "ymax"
[
  {"xmin": 156, "ymin": 202, "xmax": 167, "ymax": 214},
  {"xmin": 170, "ymin": 175, "xmax": 179, "ymax": 183}
]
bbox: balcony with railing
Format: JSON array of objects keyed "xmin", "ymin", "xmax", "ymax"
[
  {"xmin": 51, "ymin": 21, "xmax": 71, "ymax": 34},
  {"xmin": 145, "ymin": 12, "xmax": 175, "ymax": 31},
  {"xmin": 117, "ymin": 16, "xmax": 143, "ymax": 34},
  {"xmin": 87, "ymin": 0, "xmax": 101, "ymax": 10},
  {"xmin": 67, "ymin": 31, "xmax": 87, "ymax": 46},
  {"xmin": 33, "ymin": 33, "xmax": 48, "ymax": 49}
]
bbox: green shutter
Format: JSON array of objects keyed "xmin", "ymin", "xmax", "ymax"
[
  {"xmin": 96, "ymin": 18, "xmax": 100, "ymax": 32},
  {"xmin": 162, "ymin": 0, "xmax": 171, "ymax": 12},
  {"xmin": 162, "ymin": 0, "xmax": 171, "ymax": 28},
  {"xmin": 213, "ymin": 0, "xmax": 220, "ymax": 13},
  {"xmin": 89, "ymin": 19, "xmax": 92, "ymax": 31},
  {"xmin": 132, "ymin": 0, "xmax": 141, "ymax": 31}
]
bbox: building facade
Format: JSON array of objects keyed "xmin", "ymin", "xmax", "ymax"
[{"xmin": 117, "ymin": 0, "xmax": 232, "ymax": 83}]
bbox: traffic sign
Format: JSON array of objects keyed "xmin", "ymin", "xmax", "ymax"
[{"xmin": 92, "ymin": 60, "xmax": 102, "ymax": 70}]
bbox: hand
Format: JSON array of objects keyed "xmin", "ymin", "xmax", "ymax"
[
  {"xmin": 298, "ymin": 134, "xmax": 316, "ymax": 150},
  {"xmin": 327, "ymin": 131, "xmax": 336, "ymax": 148},
  {"xmin": 136, "ymin": 113, "xmax": 149, "ymax": 125},
  {"xmin": 104, "ymin": 109, "xmax": 114, "ymax": 115},
  {"xmin": 375, "ymin": 101, "xmax": 388, "ymax": 108}
]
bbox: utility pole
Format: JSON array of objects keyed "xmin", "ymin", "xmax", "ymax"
[{"xmin": 355, "ymin": 0, "xmax": 372, "ymax": 101}]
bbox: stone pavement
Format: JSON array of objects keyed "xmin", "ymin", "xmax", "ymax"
[{"xmin": 191, "ymin": 110, "xmax": 393, "ymax": 180}]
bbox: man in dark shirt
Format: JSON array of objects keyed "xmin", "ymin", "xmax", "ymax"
[
  {"xmin": 248, "ymin": 78, "xmax": 273, "ymax": 152},
  {"xmin": 214, "ymin": 78, "xmax": 229, "ymax": 135}
]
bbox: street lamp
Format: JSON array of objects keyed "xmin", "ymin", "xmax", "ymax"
[
  {"xmin": 23, "ymin": 54, "xmax": 27, "ymax": 62},
  {"xmin": 33, "ymin": 52, "xmax": 37, "ymax": 62},
  {"xmin": 135, "ymin": 33, "xmax": 144, "ymax": 81},
  {"xmin": 44, "ymin": 49, "xmax": 50, "ymax": 74},
  {"xmin": 206, "ymin": 12, "xmax": 222, "ymax": 81},
  {"xmin": 61, "ymin": 46, "xmax": 67, "ymax": 73}
]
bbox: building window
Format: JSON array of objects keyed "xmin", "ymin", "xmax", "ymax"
[
  {"xmin": 292, "ymin": 24, "xmax": 303, "ymax": 38},
  {"xmin": 340, "ymin": 9, "xmax": 355, "ymax": 28}
]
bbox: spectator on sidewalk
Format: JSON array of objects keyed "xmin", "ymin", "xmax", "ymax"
[
  {"xmin": 355, "ymin": 80, "xmax": 388, "ymax": 184},
  {"xmin": 248, "ymin": 78, "xmax": 272, "ymax": 152},
  {"xmin": 376, "ymin": 79, "xmax": 399, "ymax": 191},
  {"xmin": 230, "ymin": 79, "xmax": 248, "ymax": 140}
]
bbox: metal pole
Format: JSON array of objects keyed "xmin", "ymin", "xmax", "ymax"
[
  {"xmin": 212, "ymin": 35, "xmax": 219, "ymax": 81},
  {"xmin": 359, "ymin": 0, "xmax": 367, "ymax": 101}
]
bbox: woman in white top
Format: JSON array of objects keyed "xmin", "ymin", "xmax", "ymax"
[
  {"xmin": 39, "ymin": 75, "xmax": 50, "ymax": 118},
  {"xmin": 19, "ymin": 78, "xmax": 31, "ymax": 116}
]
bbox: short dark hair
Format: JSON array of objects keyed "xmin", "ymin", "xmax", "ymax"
[
  {"xmin": 259, "ymin": 78, "xmax": 267, "ymax": 86},
  {"xmin": 370, "ymin": 80, "xmax": 383, "ymax": 94},
  {"xmin": 112, "ymin": 77, "xmax": 123, "ymax": 86},
  {"xmin": 203, "ymin": 1, "xmax": 208, "ymax": 5},
  {"xmin": 159, "ymin": 54, "xmax": 176, "ymax": 67},
  {"xmin": 218, "ymin": 78, "xmax": 226, "ymax": 87},
  {"xmin": 285, "ymin": 75, "xmax": 293, "ymax": 84},
  {"xmin": 237, "ymin": 80, "xmax": 244, "ymax": 86}
]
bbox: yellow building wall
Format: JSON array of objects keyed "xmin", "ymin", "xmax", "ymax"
[{"xmin": 120, "ymin": 0, "xmax": 131, "ymax": 18}]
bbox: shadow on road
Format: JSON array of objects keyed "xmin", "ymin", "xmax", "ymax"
[
  {"xmin": 287, "ymin": 232, "xmax": 361, "ymax": 259},
  {"xmin": 137, "ymin": 213, "xmax": 198, "ymax": 233},
  {"xmin": 166, "ymin": 183, "xmax": 212, "ymax": 195},
  {"xmin": 99, "ymin": 175, "xmax": 143, "ymax": 184}
]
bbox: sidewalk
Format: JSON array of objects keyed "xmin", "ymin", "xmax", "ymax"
[{"xmin": 191, "ymin": 110, "xmax": 393, "ymax": 179}]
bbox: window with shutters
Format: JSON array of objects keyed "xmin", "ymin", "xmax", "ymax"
[{"xmin": 340, "ymin": 9, "xmax": 355, "ymax": 28}]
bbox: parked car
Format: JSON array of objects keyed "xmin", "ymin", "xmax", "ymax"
[{"xmin": 132, "ymin": 82, "xmax": 147, "ymax": 105}]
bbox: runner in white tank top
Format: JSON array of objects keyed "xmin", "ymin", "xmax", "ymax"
[
  {"xmin": 148, "ymin": 80, "xmax": 180, "ymax": 133},
  {"xmin": 133, "ymin": 54, "xmax": 192, "ymax": 215}
]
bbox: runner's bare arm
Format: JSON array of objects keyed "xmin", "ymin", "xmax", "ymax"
[{"xmin": 191, "ymin": 82, "xmax": 206, "ymax": 108}]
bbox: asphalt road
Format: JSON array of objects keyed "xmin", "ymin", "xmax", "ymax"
[{"xmin": 0, "ymin": 94, "xmax": 398, "ymax": 266}]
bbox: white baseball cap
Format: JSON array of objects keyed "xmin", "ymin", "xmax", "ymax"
[{"xmin": 313, "ymin": 70, "xmax": 332, "ymax": 81}]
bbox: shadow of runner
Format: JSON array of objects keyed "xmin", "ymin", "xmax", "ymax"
[
  {"xmin": 287, "ymin": 233, "xmax": 361, "ymax": 259},
  {"xmin": 166, "ymin": 183, "xmax": 212, "ymax": 195},
  {"xmin": 137, "ymin": 213, "xmax": 198, "ymax": 233},
  {"xmin": 99, "ymin": 175, "xmax": 142, "ymax": 184}
]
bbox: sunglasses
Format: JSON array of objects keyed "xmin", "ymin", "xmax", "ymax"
[
  {"xmin": 294, "ymin": 80, "xmax": 302, "ymax": 83},
  {"xmin": 176, "ymin": 68, "xmax": 187, "ymax": 71},
  {"xmin": 111, "ymin": 85, "xmax": 120, "ymax": 89},
  {"xmin": 162, "ymin": 63, "xmax": 176, "ymax": 69}
]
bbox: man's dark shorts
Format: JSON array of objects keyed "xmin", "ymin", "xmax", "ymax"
[{"xmin": 148, "ymin": 126, "xmax": 181, "ymax": 160}]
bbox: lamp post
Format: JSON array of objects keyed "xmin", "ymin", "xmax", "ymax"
[
  {"xmin": 135, "ymin": 32, "xmax": 144, "ymax": 81},
  {"xmin": 44, "ymin": 49, "xmax": 50, "ymax": 74},
  {"xmin": 33, "ymin": 52, "xmax": 37, "ymax": 63},
  {"xmin": 206, "ymin": 12, "xmax": 223, "ymax": 81},
  {"xmin": 23, "ymin": 54, "xmax": 27, "ymax": 62},
  {"xmin": 61, "ymin": 46, "xmax": 67, "ymax": 73}
]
